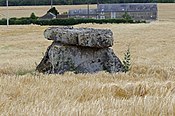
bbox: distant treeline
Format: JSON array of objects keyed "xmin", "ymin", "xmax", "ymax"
[{"xmin": 0, "ymin": 0, "xmax": 174, "ymax": 6}]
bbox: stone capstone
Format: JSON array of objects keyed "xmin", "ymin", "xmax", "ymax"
[
  {"xmin": 44, "ymin": 27, "xmax": 113, "ymax": 48},
  {"xmin": 36, "ymin": 27, "xmax": 124, "ymax": 74}
]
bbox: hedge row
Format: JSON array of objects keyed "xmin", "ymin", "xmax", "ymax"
[{"xmin": 0, "ymin": 18, "xmax": 146, "ymax": 25}]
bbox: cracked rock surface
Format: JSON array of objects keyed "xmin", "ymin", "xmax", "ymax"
[
  {"xmin": 36, "ymin": 27, "xmax": 124, "ymax": 74},
  {"xmin": 44, "ymin": 27, "xmax": 113, "ymax": 48}
]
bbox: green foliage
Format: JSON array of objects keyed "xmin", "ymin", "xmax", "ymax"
[
  {"xmin": 122, "ymin": 47, "xmax": 131, "ymax": 73},
  {"xmin": 47, "ymin": 7, "xmax": 59, "ymax": 16},
  {"xmin": 122, "ymin": 12, "xmax": 132, "ymax": 22},
  {"xmin": 30, "ymin": 12, "xmax": 37, "ymax": 19},
  {"xmin": 62, "ymin": 12, "xmax": 68, "ymax": 15},
  {"xmin": 0, "ymin": 18, "xmax": 6, "ymax": 25},
  {"xmin": 36, "ymin": 18, "xmax": 135, "ymax": 25},
  {"xmin": 0, "ymin": 17, "xmax": 146, "ymax": 25}
]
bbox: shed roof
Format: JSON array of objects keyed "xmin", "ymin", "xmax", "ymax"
[
  {"xmin": 98, "ymin": 3, "xmax": 157, "ymax": 12},
  {"xmin": 40, "ymin": 12, "xmax": 56, "ymax": 20}
]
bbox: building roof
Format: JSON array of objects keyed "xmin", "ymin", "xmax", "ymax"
[
  {"xmin": 40, "ymin": 12, "xmax": 56, "ymax": 20},
  {"xmin": 97, "ymin": 3, "xmax": 157, "ymax": 12},
  {"xmin": 69, "ymin": 9, "xmax": 97, "ymax": 16}
]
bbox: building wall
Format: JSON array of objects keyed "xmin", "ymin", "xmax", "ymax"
[
  {"xmin": 128, "ymin": 12, "xmax": 157, "ymax": 20},
  {"xmin": 98, "ymin": 11, "xmax": 157, "ymax": 21},
  {"xmin": 69, "ymin": 15, "xmax": 97, "ymax": 19},
  {"xmin": 69, "ymin": 4, "xmax": 157, "ymax": 21}
]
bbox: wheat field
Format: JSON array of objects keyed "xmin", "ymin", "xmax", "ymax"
[
  {"xmin": 0, "ymin": 4, "xmax": 175, "ymax": 115},
  {"xmin": 0, "ymin": 5, "xmax": 96, "ymax": 19}
]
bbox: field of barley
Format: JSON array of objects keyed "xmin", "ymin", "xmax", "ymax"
[{"xmin": 0, "ymin": 3, "xmax": 175, "ymax": 115}]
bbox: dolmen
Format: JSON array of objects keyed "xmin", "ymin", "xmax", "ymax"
[{"xmin": 36, "ymin": 27, "xmax": 124, "ymax": 74}]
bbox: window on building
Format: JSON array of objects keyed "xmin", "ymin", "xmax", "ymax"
[
  {"xmin": 111, "ymin": 12, "xmax": 116, "ymax": 19},
  {"xmin": 100, "ymin": 16, "xmax": 105, "ymax": 19}
]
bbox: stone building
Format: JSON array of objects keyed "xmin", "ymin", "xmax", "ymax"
[
  {"xmin": 68, "ymin": 3, "xmax": 157, "ymax": 21},
  {"xmin": 97, "ymin": 3, "xmax": 157, "ymax": 21}
]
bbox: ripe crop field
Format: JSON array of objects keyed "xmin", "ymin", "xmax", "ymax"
[
  {"xmin": 0, "ymin": 3, "xmax": 175, "ymax": 115},
  {"xmin": 0, "ymin": 5, "xmax": 96, "ymax": 19}
]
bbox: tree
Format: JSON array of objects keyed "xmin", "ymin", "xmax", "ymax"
[
  {"xmin": 30, "ymin": 12, "xmax": 37, "ymax": 19},
  {"xmin": 122, "ymin": 12, "xmax": 132, "ymax": 21}
]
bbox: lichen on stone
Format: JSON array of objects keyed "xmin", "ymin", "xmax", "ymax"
[{"xmin": 36, "ymin": 27, "xmax": 124, "ymax": 74}]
